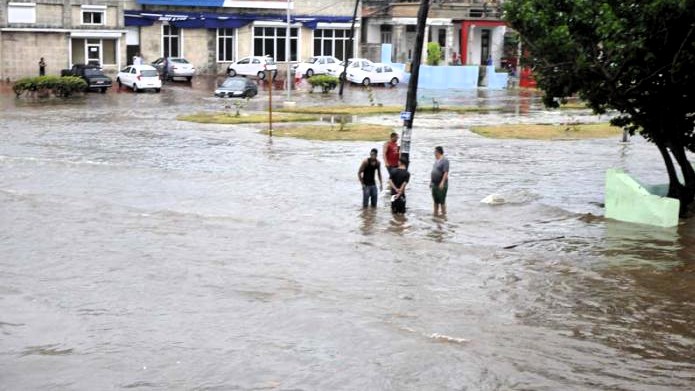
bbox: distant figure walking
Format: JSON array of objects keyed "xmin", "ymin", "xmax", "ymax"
[
  {"xmin": 38, "ymin": 57, "xmax": 46, "ymax": 76},
  {"xmin": 431, "ymin": 146, "xmax": 450, "ymax": 215},
  {"xmin": 133, "ymin": 53, "xmax": 142, "ymax": 66},
  {"xmin": 358, "ymin": 148, "xmax": 383, "ymax": 208},
  {"xmin": 389, "ymin": 157, "xmax": 410, "ymax": 214},
  {"xmin": 383, "ymin": 132, "xmax": 400, "ymax": 176},
  {"xmin": 161, "ymin": 57, "xmax": 169, "ymax": 83}
]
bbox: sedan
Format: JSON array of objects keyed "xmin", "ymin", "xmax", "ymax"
[
  {"xmin": 347, "ymin": 63, "xmax": 402, "ymax": 87},
  {"xmin": 227, "ymin": 56, "xmax": 277, "ymax": 80},
  {"xmin": 214, "ymin": 77, "xmax": 258, "ymax": 98},
  {"xmin": 152, "ymin": 57, "xmax": 196, "ymax": 81},
  {"xmin": 327, "ymin": 58, "xmax": 374, "ymax": 80},
  {"xmin": 292, "ymin": 56, "xmax": 341, "ymax": 77}
]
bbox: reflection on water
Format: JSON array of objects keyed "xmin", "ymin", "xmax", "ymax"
[{"xmin": 0, "ymin": 85, "xmax": 694, "ymax": 390}]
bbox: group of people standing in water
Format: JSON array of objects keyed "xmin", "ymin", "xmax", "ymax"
[{"xmin": 358, "ymin": 132, "xmax": 450, "ymax": 216}]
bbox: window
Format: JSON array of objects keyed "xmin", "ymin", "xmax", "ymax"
[
  {"xmin": 82, "ymin": 11, "xmax": 103, "ymax": 25},
  {"xmin": 313, "ymin": 29, "xmax": 353, "ymax": 60},
  {"xmin": 380, "ymin": 25, "xmax": 392, "ymax": 44},
  {"xmin": 253, "ymin": 26, "xmax": 298, "ymax": 62},
  {"xmin": 217, "ymin": 28, "xmax": 235, "ymax": 62},
  {"xmin": 163, "ymin": 25, "xmax": 181, "ymax": 58},
  {"xmin": 7, "ymin": 3, "xmax": 36, "ymax": 24}
]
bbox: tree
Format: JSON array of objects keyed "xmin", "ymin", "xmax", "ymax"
[
  {"xmin": 427, "ymin": 42, "xmax": 442, "ymax": 65},
  {"xmin": 504, "ymin": 0, "xmax": 695, "ymax": 214}
]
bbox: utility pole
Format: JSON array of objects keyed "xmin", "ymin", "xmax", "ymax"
[
  {"xmin": 400, "ymin": 0, "xmax": 430, "ymax": 163},
  {"xmin": 267, "ymin": 67, "xmax": 273, "ymax": 137},
  {"xmin": 338, "ymin": 0, "xmax": 360, "ymax": 96},
  {"xmin": 286, "ymin": 0, "xmax": 292, "ymax": 101}
]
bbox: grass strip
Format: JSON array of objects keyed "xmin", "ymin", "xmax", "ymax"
[
  {"xmin": 277, "ymin": 105, "xmax": 500, "ymax": 115},
  {"xmin": 470, "ymin": 123, "xmax": 622, "ymax": 140},
  {"xmin": 178, "ymin": 112, "xmax": 317, "ymax": 124},
  {"xmin": 261, "ymin": 123, "xmax": 394, "ymax": 141}
]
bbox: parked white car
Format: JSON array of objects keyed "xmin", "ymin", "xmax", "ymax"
[
  {"xmin": 327, "ymin": 58, "xmax": 375, "ymax": 79},
  {"xmin": 227, "ymin": 56, "xmax": 277, "ymax": 79},
  {"xmin": 292, "ymin": 56, "xmax": 341, "ymax": 77},
  {"xmin": 347, "ymin": 63, "xmax": 403, "ymax": 87},
  {"xmin": 116, "ymin": 64, "xmax": 162, "ymax": 93}
]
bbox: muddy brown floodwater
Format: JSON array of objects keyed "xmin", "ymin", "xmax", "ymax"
[{"xmin": 0, "ymin": 79, "xmax": 694, "ymax": 390}]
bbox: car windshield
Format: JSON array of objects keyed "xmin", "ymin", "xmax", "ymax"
[
  {"xmin": 84, "ymin": 69, "xmax": 103, "ymax": 76},
  {"xmin": 221, "ymin": 79, "xmax": 247, "ymax": 88},
  {"xmin": 171, "ymin": 58, "xmax": 189, "ymax": 64},
  {"xmin": 304, "ymin": 57, "xmax": 318, "ymax": 64},
  {"xmin": 140, "ymin": 69, "xmax": 158, "ymax": 77}
]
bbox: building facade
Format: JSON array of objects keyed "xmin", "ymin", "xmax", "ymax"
[
  {"xmin": 124, "ymin": 0, "xmax": 359, "ymax": 75},
  {"xmin": 361, "ymin": 0, "xmax": 508, "ymax": 67},
  {"xmin": 1, "ymin": 0, "xmax": 359, "ymax": 80},
  {"xmin": 0, "ymin": 0, "xmax": 128, "ymax": 80}
]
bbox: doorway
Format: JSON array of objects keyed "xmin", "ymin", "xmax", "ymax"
[{"xmin": 86, "ymin": 39, "xmax": 101, "ymax": 66}]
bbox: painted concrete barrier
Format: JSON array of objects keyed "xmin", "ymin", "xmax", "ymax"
[
  {"xmin": 418, "ymin": 65, "xmax": 479, "ymax": 89},
  {"xmin": 485, "ymin": 66, "xmax": 509, "ymax": 90},
  {"xmin": 604, "ymin": 168, "xmax": 680, "ymax": 228}
]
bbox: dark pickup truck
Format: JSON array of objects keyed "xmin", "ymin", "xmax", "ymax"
[{"xmin": 61, "ymin": 64, "xmax": 112, "ymax": 93}]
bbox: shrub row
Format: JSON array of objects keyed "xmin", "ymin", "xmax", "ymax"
[
  {"xmin": 307, "ymin": 74, "xmax": 339, "ymax": 93},
  {"xmin": 13, "ymin": 76, "xmax": 87, "ymax": 97}
]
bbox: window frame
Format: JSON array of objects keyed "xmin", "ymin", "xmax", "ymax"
[
  {"xmin": 216, "ymin": 28, "xmax": 236, "ymax": 63},
  {"xmin": 252, "ymin": 25, "xmax": 299, "ymax": 62},
  {"xmin": 312, "ymin": 28, "xmax": 353, "ymax": 60},
  {"xmin": 7, "ymin": 2, "xmax": 36, "ymax": 24},
  {"xmin": 81, "ymin": 10, "xmax": 104, "ymax": 25},
  {"xmin": 162, "ymin": 24, "xmax": 183, "ymax": 58}
]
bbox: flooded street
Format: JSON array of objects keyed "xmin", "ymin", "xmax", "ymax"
[{"xmin": 1, "ymin": 80, "xmax": 694, "ymax": 390}]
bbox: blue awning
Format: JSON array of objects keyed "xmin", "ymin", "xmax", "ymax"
[{"xmin": 124, "ymin": 10, "xmax": 353, "ymax": 30}]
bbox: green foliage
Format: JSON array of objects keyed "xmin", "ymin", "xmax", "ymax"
[
  {"xmin": 505, "ymin": 0, "xmax": 695, "ymax": 209},
  {"xmin": 12, "ymin": 76, "xmax": 87, "ymax": 97},
  {"xmin": 426, "ymin": 42, "xmax": 442, "ymax": 65},
  {"xmin": 307, "ymin": 75, "xmax": 339, "ymax": 93}
]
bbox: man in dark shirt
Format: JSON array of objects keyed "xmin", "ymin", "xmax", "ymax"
[
  {"xmin": 358, "ymin": 148, "xmax": 383, "ymax": 208},
  {"xmin": 388, "ymin": 156, "xmax": 410, "ymax": 214},
  {"xmin": 431, "ymin": 146, "xmax": 450, "ymax": 215}
]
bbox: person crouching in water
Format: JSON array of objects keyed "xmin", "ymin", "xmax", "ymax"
[
  {"xmin": 388, "ymin": 157, "xmax": 410, "ymax": 214},
  {"xmin": 358, "ymin": 148, "xmax": 383, "ymax": 208}
]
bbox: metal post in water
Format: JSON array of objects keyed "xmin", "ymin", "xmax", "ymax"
[
  {"xmin": 286, "ymin": 0, "xmax": 292, "ymax": 101},
  {"xmin": 338, "ymin": 0, "xmax": 360, "ymax": 96},
  {"xmin": 268, "ymin": 68, "xmax": 273, "ymax": 137},
  {"xmin": 400, "ymin": 0, "xmax": 430, "ymax": 163}
]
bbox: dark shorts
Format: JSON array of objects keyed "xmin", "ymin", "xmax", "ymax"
[{"xmin": 431, "ymin": 183, "xmax": 448, "ymax": 204}]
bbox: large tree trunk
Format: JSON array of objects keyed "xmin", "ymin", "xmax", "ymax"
[
  {"xmin": 670, "ymin": 143, "xmax": 695, "ymax": 213},
  {"xmin": 657, "ymin": 142, "xmax": 693, "ymax": 216}
]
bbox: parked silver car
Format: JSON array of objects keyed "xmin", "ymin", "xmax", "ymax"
[{"xmin": 152, "ymin": 57, "xmax": 196, "ymax": 81}]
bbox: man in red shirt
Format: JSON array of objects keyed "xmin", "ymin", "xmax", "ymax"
[{"xmin": 383, "ymin": 132, "xmax": 400, "ymax": 176}]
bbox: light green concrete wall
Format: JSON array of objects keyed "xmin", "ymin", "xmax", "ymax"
[{"xmin": 605, "ymin": 169, "xmax": 680, "ymax": 228}]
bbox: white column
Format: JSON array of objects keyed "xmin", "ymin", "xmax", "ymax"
[
  {"xmin": 422, "ymin": 25, "xmax": 429, "ymax": 62},
  {"xmin": 445, "ymin": 24, "xmax": 454, "ymax": 64}
]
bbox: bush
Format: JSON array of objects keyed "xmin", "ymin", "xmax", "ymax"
[
  {"xmin": 426, "ymin": 42, "xmax": 442, "ymax": 66},
  {"xmin": 307, "ymin": 75, "xmax": 339, "ymax": 93},
  {"xmin": 12, "ymin": 75, "xmax": 87, "ymax": 97}
]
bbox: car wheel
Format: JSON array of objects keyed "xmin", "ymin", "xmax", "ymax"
[
  {"xmin": 306, "ymin": 69, "xmax": 314, "ymax": 77},
  {"xmin": 132, "ymin": 84, "xmax": 139, "ymax": 93},
  {"xmin": 362, "ymin": 78, "xmax": 371, "ymax": 86},
  {"xmin": 100, "ymin": 87, "xmax": 107, "ymax": 93},
  {"xmin": 389, "ymin": 77, "xmax": 399, "ymax": 87},
  {"xmin": 155, "ymin": 88, "xmax": 161, "ymax": 93},
  {"xmin": 186, "ymin": 76, "xmax": 192, "ymax": 82},
  {"xmin": 248, "ymin": 90, "xmax": 257, "ymax": 98},
  {"xmin": 228, "ymin": 69, "xmax": 237, "ymax": 77},
  {"xmin": 257, "ymin": 71, "xmax": 266, "ymax": 80}
]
